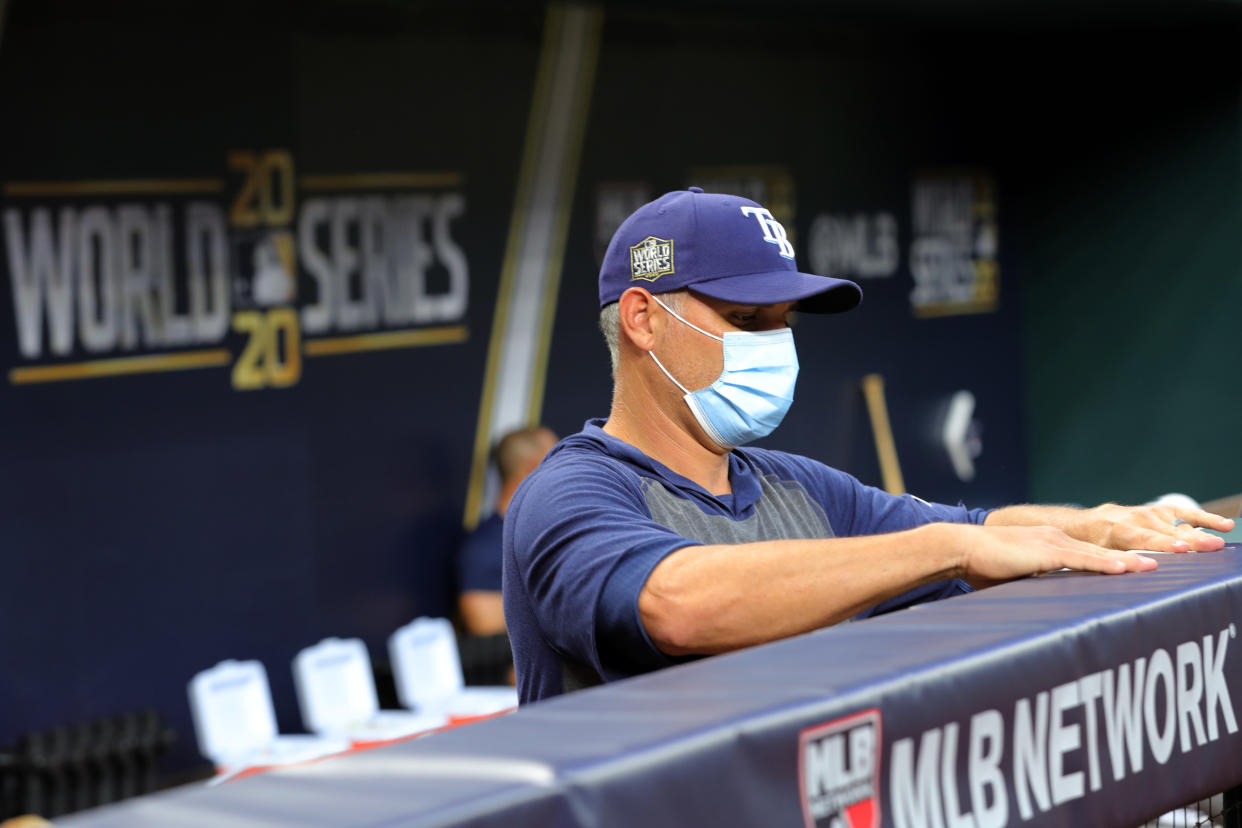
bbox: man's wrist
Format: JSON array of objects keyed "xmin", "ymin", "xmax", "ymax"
[{"xmin": 908, "ymin": 521, "xmax": 970, "ymax": 582}]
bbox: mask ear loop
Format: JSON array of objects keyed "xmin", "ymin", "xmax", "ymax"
[
  {"xmin": 648, "ymin": 293, "xmax": 721, "ymax": 394},
  {"xmin": 648, "ymin": 292, "xmax": 734, "ymax": 399},
  {"xmin": 646, "ymin": 317, "xmax": 734, "ymax": 450},
  {"xmin": 649, "ymin": 350, "xmax": 690, "ymax": 394},
  {"xmin": 650, "ymin": 294, "xmax": 723, "ymax": 342}
]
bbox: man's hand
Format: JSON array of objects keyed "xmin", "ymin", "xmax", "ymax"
[
  {"xmin": 985, "ymin": 503, "xmax": 1234, "ymax": 554},
  {"xmin": 1063, "ymin": 503, "xmax": 1234, "ymax": 553},
  {"xmin": 949, "ymin": 523, "xmax": 1159, "ymax": 589}
]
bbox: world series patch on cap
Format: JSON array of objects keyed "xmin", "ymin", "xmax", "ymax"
[{"xmin": 598, "ymin": 187, "xmax": 862, "ymax": 314}]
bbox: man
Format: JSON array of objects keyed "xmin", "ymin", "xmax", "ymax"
[
  {"xmin": 459, "ymin": 425, "xmax": 558, "ymax": 634},
  {"xmin": 502, "ymin": 187, "xmax": 1233, "ymax": 705}
]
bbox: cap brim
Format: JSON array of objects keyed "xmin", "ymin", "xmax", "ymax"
[{"xmin": 688, "ymin": 271, "xmax": 862, "ymax": 314}]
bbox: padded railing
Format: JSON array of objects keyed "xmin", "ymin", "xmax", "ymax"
[{"xmin": 59, "ymin": 548, "xmax": 1242, "ymax": 827}]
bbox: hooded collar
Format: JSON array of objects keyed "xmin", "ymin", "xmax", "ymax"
[{"xmin": 555, "ymin": 418, "xmax": 764, "ymax": 518}]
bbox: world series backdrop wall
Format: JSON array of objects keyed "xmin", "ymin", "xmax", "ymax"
[
  {"xmin": 0, "ymin": 0, "xmax": 541, "ymax": 773},
  {"xmin": 1, "ymin": 0, "xmax": 1238, "ymax": 780}
]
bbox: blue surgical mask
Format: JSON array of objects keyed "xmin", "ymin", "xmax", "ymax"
[{"xmin": 648, "ymin": 295, "xmax": 799, "ymax": 449}]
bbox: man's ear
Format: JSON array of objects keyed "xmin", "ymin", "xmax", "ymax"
[{"xmin": 617, "ymin": 287, "xmax": 658, "ymax": 352}]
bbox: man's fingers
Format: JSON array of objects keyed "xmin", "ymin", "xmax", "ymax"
[
  {"xmin": 1121, "ymin": 550, "xmax": 1160, "ymax": 570},
  {"xmin": 1140, "ymin": 520, "xmax": 1227, "ymax": 552},
  {"xmin": 1173, "ymin": 523, "xmax": 1228, "ymax": 551},
  {"xmin": 1170, "ymin": 506, "xmax": 1236, "ymax": 533},
  {"xmin": 1115, "ymin": 525, "xmax": 1228, "ymax": 554},
  {"xmin": 1119, "ymin": 504, "xmax": 1233, "ymax": 539},
  {"xmin": 1156, "ymin": 520, "xmax": 1222, "ymax": 551},
  {"xmin": 1105, "ymin": 511, "xmax": 1228, "ymax": 553},
  {"xmin": 1062, "ymin": 538, "xmax": 1158, "ymax": 573},
  {"xmin": 1082, "ymin": 547, "xmax": 1158, "ymax": 572}
]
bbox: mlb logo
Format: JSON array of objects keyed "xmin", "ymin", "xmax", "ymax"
[
  {"xmin": 629, "ymin": 235, "xmax": 674, "ymax": 282},
  {"xmin": 799, "ymin": 709, "xmax": 882, "ymax": 828}
]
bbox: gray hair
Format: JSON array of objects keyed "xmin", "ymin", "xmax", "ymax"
[
  {"xmin": 599, "ymin": 290, "xmax": 684, "ymax": 376},
  {"xmin": 599, "ymin": 302, "xmax": 620, "ymax": 375}
]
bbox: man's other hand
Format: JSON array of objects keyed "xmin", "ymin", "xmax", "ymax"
[
  {"xmin": 1064, "ymin": 502, "xmax": 1234, "ymax": 553},
  {"xmin": 984, "ymin": 502, "xmax": 1235, "ymax": 556},
  {"xmin": 952, "ymin": 523, "xmax": 1159, "ymax": 589}
]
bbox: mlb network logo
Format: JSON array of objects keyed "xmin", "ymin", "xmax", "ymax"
[{"xmin": 799, "ymin": 709, "xmax": 882, "ymax": 828}]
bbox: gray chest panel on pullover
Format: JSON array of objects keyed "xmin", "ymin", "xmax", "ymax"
[{"xmin": 640, "ymin": 473, "xmax": 836, "ymax": 544}]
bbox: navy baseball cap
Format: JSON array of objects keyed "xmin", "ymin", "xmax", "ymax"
[{"xmin": 598, "ymin": 188, "xmax": 862, "ymax": 313}]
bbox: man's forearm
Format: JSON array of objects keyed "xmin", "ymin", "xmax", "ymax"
[
  {"xmin": 639, "ymin": 523, "xmax": 961, "ymax": 656},
  {"xmin": 985, "ymin": 504, "xmax": 1082, "ymax": 529}
]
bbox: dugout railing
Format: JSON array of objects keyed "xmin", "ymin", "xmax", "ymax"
[{"xmin": 58, "ymin": 547, "xmax": 1242, "ymax": 828}]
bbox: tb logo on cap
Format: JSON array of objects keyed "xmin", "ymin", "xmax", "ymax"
[{"xmin": 741, "ymin": 206, "xmax": 796, "ymax": 260}]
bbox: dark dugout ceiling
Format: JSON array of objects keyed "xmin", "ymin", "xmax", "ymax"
[{"xmin": 7, "ymin": 0, "xmax": 1242, "ymax": 33}]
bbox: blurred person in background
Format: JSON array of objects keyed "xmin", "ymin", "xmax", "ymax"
[{"xmin": 458, "ymin": 426, "xmax": 558, "ymax": 635}]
